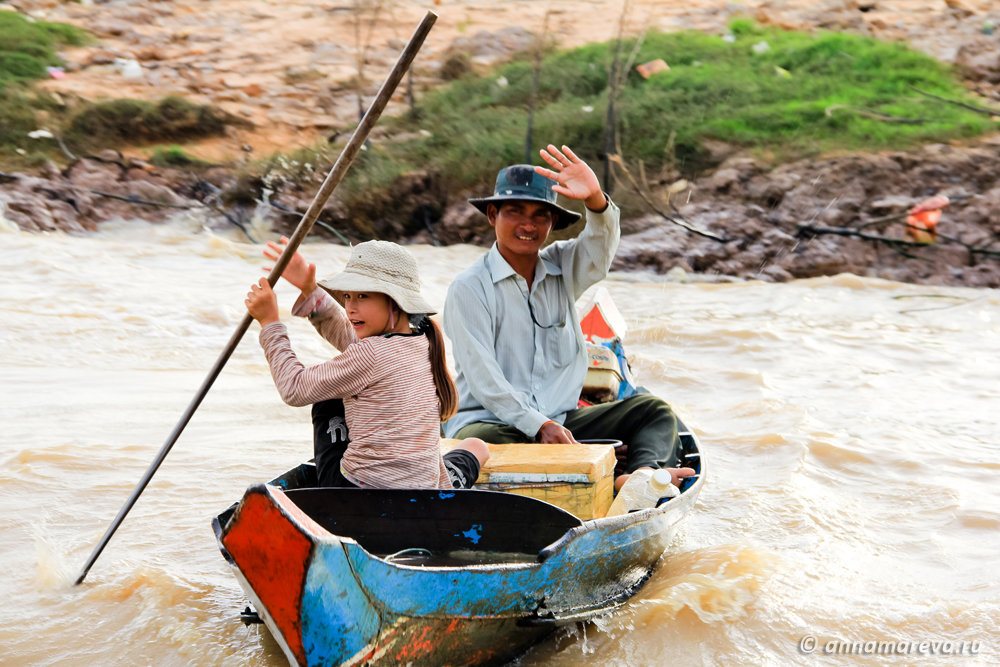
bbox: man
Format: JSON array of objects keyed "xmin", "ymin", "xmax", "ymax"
[{"xmin": 443, "ymin": 144, "xmax": 694, "ymax": 489}]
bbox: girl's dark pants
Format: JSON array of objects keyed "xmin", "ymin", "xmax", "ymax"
[
  {"xmin": 311, "ymin": 399, "xmax": 352, "ymax": 487},
  {"xmin": 452, "ymin": 393, "xmax": 681, "ymax": 475},
  {"xmin": 311, "ymin": 398, "xmax": 482, "ymax": 489}
]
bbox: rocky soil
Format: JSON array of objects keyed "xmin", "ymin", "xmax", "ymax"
[
  {"xmin": 610, "ymin": 139, "xmax": 1000, "ymax": 287},
  {"xmin": 2, "ymin": 0, "xmax": 1000, "ymax": 286}
]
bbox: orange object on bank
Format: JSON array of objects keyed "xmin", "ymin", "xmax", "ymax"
[
  {"xmin": 636, "ymin": 59, "xmax": 670, "ymax": 79},
  {"xmin": 904, "ymin": 195, "xmax": 949, "ymax": 244}
]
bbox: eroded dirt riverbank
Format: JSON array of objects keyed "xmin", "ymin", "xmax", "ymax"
[{"xmin": 2, "ymin": 0, "xmax": 999, "ymax": 286}]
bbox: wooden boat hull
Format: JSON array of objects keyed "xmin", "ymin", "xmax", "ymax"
[{"xmin": 214, "ymin": 431, "xmax": 703, "ymax": 666}]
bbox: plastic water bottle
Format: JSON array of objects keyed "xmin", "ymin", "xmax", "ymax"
[
  {"xmin": 607, "ymin": 469, "xmax": 678, "ymax": 516},
  {"xmin": 648, "ymin": 469, "xmax": 679, "ymax": 504}
]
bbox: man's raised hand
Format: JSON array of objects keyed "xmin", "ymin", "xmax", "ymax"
[{"xmin": 535, "ymin": 144, "xmax": 607, "ymax": 211}]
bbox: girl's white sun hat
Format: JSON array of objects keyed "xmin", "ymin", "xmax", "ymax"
[{"xmin": 318, "ymin": 240, "xmax": 436, "ymax": 315}]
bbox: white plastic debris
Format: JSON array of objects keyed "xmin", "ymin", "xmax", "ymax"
[{"xmin": 114, "ymin": 58, "xmax": 144, "ymax": 80}]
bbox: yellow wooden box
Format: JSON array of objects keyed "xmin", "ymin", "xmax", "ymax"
[{"xmin": 442, "ymin": 440, "xmax": 616, "ymax": 520}]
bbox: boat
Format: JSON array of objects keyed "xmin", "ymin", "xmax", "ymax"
[{"xmin": 212, "ymin": 424, "xmax": 703, "ymax": 666}]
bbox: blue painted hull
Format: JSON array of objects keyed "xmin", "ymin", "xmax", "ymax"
[{"xmin": 214, "ymin": 435, "xmax": 703, "ymax": 666}]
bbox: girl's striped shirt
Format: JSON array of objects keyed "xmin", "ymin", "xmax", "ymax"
[{"xmin": 257, "ymin": 289, "xmax": 449, "ymax": 489}]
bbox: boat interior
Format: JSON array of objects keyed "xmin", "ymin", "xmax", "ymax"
[
  {"xmin": 217, "ymin": 427, "xmax": 701, "ymax": 567},
  {"xmin": 284, "ymin": 487, "xmax": 584, "ymax": 564}
]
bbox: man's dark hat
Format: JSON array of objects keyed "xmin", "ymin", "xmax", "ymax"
[{"xmin": 468, "ymin": 165, "xmax": 582, "ymax": 230}]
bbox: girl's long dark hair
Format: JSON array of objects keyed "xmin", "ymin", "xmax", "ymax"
[{"xmin": 419, "ymin": 316, "xmax": 458, "ymax": 421}]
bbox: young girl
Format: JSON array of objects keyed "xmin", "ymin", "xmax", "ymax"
[{"xmin": 245, "ymin": 238, "xmax": 489, "ymax": 490}]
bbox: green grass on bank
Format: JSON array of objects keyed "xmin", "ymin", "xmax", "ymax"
[
  {"xmin": 0, "ymin": 11, "xmax": 89, "ymax": 164},
  {"xmin": 150, "ymin": 144, "xmax": 214, "ymax": 168},
  {"xmin": 326, "ymin": 20, "xmax": 995, "ymax": 206},
  {"xmin": 0, "ymin": 11, "xmax": 239, "ymax": 167},
  {"xmin": 0, "ymin": 11, "xmax": 88, "ymax": 89},
  {"xmin": 64, "ymin": 96, "xmax": 233, "ymax": 148},
  {"xmin": 1, "ymin": 92, "xmax": 238, "ymax": 167}
]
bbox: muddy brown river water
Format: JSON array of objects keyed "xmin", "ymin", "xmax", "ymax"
[{"xmin": 2, "ymin": 212, "xmax": 998, "ymax": 665}]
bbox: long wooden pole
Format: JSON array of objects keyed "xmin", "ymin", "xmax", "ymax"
[{"xmin": 75, "ymin": 11, "xmax": 437, "ymax": 585}]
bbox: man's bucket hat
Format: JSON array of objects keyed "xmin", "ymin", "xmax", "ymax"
[
  {"xmin": 468, "ymin": 164, "xmax": 582, "ymax": 230},
  {"xmin": 319, "ymin": 240, "xmax": 436, "ymax": 315}
]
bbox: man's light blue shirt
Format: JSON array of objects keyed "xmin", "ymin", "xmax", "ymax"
[{"xmin": 443, "ymin": 199, "xmax": 620, "ymax": 438}]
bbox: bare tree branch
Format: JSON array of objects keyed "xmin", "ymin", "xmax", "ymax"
[
  {"xmin": 609, "ymin": 154, "xmax": 729, "ymax": 243},
  {"xmin": 796, "ymin": 222, "xmax": 1000, "ymax": 259},
  {"xmin": 352, "ymin": 0, "xmax": 388, "ymax": 121},
  {"xmin": 825, "ymin": 104, "xmax": 928, "ymax": 125},
  {"xmin": 909, "ymin": 85, "xmax": 1000, "ymax": 117},
  {"xmin": 89, "ymin": 189, "xmax": 258, "ymax": 242},
  {"xmin": 525, "ymin": 9, "xmax": 552, "ymax": 163}
]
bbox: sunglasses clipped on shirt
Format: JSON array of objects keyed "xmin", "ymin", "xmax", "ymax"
[{"xmin": 527, "ymin": 297, "xmax": 566, "ymax": 330}]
